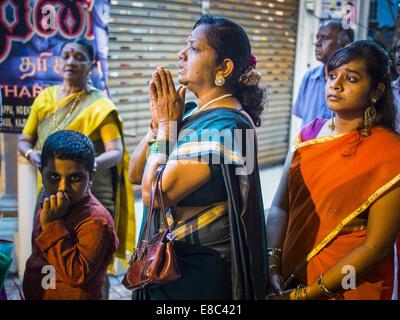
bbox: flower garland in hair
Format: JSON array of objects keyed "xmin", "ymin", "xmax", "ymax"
[
  {"xmin": 250, "ymin": 54, "xmax": 257, "ymax": 68},
  {"xmin": 239, "ymin": 53, "xmax": 261, "ymax": 86}
]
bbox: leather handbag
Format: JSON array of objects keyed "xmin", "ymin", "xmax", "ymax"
[{"xmin": 122, "ymin": 165, "xmax": 181, "ymax": 290}]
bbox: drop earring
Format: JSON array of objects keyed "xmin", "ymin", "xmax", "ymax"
[
  {"xmin": 361, "ymin": 103, "xmax": 377, "ymax": 137},
  {"xmin": 328, "ymin": 111, "xmax": 335, "ymax": 131}
]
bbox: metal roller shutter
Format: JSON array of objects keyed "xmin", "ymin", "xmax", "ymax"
[
  {"xmin": 108, "ymin": 0, "xmax": 202, "ymax": 154},
  {"xmin": 208, "ymin": 0, "xmax": 298, "ymax": 166},
  {"xmin": 108, "ymin": 0, "xmax": 298, "ymax": 166}
]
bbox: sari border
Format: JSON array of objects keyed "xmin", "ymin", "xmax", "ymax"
[
  {"xmin": 291, "ymin": 172, "xmax": 400, "ymax": 276},
  {"xmin": 170, "ymin": 141, "xmax": 245, "ymax": 165},
  {"xmin": 293, "ymin": 132, "xmax": 348, "ymax": 151},
  {"xmin": 172, "ymin": 202, "xmax": 227, "ymax": 240}
]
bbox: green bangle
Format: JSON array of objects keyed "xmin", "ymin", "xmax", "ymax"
[{"xmin": 148, "ymin": 140, "xmax": 169, "ymax": 156}]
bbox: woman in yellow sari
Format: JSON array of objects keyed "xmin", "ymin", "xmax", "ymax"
[
  {"xmin": 17, "ymin": 39, "xmax": 135, "ymax": 266},
  {"xmin": 267, "ymin": 41, "xmax": 400, "ymax": 300}
]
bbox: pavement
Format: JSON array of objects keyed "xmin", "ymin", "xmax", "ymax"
[
  {"xmin": 3, "ymin": 164, "xmax": 284, "ymax": 300},
  {"xmin": 3, "ymin": 273, "xmax": 132, "ymax": 300}
]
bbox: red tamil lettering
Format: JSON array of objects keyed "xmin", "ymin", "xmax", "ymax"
[
  {"xmin": 0, "ymin": 0, "xmax": 34, "ymax": 63},
  {"xmin": 34, "ymin": 0, "xmax": 92, "ymax": 39}
]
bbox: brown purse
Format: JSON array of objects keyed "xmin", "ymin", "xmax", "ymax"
[{"xmin": 122, "ymin": 165, "xmax": 181, "ymax": 290}]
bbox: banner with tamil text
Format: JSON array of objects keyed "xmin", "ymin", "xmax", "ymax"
[{"xmin": 0, "ymin": 0, "xmax": 109, "ymax": 133}]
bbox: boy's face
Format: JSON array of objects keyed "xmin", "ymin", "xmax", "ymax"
[{"xmin": 41, "ymin": 158, "xmax": 93, "ymax": 206}]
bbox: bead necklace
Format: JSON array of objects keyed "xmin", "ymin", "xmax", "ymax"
[
  {"xmin": 53, "ymin": 90, "xmax": 85, "ymax": 132},
  {"xmin": 197, "ymin": 93, "xmax": 233, "ymax": 113}
]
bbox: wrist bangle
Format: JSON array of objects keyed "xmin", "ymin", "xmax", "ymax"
[
  {"xmin": 267, "ymin": 247, "xmax": 282, "ymax": 258},
  {"xmin": 317, "ymin": 274, "xmax": 338, "ymax": 297},
  {"xmin": 293, "ymin": 284, "xmax": 308, "ymax": 300},
  {"xmin": 24, "ymin": 148, "xmax": 34, "ymax": 160},
  {"xmin": 148, "ymin": 140, "xmax": 170, "ymax": 156},
  {"xmin": 268, "ymin": 264, "xmax": 280, "ymax": 272}
]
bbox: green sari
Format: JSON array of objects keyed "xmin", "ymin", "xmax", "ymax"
[{"xmin": 134, "ymin": 104, "xmax": 268, "ymax": 300}]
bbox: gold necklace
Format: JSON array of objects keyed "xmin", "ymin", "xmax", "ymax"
[
  {"xmin": 53, "ymin": 91, "xmax": 84, "ymax": 131},
  {"xmin": 197, "ymin": 94, "xmax": 233, "ymax": 113}
]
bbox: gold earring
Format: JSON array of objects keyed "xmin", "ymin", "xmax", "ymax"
[
  {"xmin": 215, "ymin": 75, "xmax": 225, "ymax": 87},
  {"xmin": 328, "ymin": 111, "xmax": 335, "ymax": 130},
  {"xmin": 361, "ymin": 105, "xmax": 376, "ymax": 137}
]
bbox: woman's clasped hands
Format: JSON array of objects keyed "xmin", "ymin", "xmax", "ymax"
[{"xmin": 149, "ymin": 66, "xmax": 186, "ymax": 129}]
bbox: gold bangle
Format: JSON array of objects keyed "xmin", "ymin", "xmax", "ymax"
[
  {"xmin": 267, "ymin": 247, "xmax": 282, "ymax": 257},
  {"xmin": 294, "ymin": 284, "xmax": 308, "ymax": 300},
  {"xmin": 268, "ymin": 253, "xmax": 282, "ymax": 261},
  {"xmin": 268, "ymin": 264, "xmax": 280, "ymax": 272},
  {"xmin": 317, "ymin": 274, "xmax": 337, "ymax": 297}
]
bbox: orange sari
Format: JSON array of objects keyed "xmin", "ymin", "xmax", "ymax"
[{"xmin": 282, "ymin": 126, "xmax": 400, "ymax": 300}]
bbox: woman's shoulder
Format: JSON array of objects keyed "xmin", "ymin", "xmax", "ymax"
[
  {"xmin": 87, "ymin": 87, "xmax": 117, "ymax": 110},
  {"xmin": 35, "ymin": 85, "xmax": 58, "ymax": 100},
  {"xmin": 31, "ymin": 86, "xmax": 58, "ymax": 110},
  {"xmin": 373, "ymin": 127, "xmax": 400, "ymax": 144},
  {"xmin": 88, "ymin": 86, "xmax": 110, "ymax": 100},
  {"xmin": 203, "ymin": 107, "xmax": 254, "ymax": 130}
]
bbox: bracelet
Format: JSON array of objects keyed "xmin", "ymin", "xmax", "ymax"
[
  {"xmin": 268, "ymin": 264, "xmax": 280, "ymax": 272},
  {"xmin": 24, "ymin": 148, "xmax": 34, "ymax": 160},
  {"xmin": 317, "ymin": 274, "xmax": 337, "ymax": 297},
  {"xmin": 267, "ymin": 247, "xmax": 282, "ymax": 259},
  {"xmin": 148, "ymin": 140, "xmax": 169, "ymax": 156},
  {"xmin": 293, "ymin": 284, "xmax": 308, "ymax": 300}
]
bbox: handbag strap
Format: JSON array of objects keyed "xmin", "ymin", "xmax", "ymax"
[
  {"xmin": 144, "ymin": 164, "xmax": 168, "ymax": 241},
  {"xmin": 155, "ymin": 165, "xmax": 169, "ymax": 228}
]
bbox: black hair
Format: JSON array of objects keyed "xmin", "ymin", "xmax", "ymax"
[
  {"xmin": 193, "ymin": 15, "xmax": 266, "ymax": 127},
  {"xmin": 59, "ymin": 38, "xmax": 95, "ymax": 62},
  {"xmin": 41, "ymin": 130, "xmax": 95, "ymax": 173},
  {"xmin": 327, "ymin": 40, "xmax": 397, "ymax": 132}
]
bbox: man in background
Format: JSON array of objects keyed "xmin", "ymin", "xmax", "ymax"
[{"xmin": 292, "ymin": 20, "xmax": 354, "ymax": 127}]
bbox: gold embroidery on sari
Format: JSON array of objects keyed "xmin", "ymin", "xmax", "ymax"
[
  {"xmin": 171, "ymin": 202, "xmax": 227, "ymax": 240},
  {"xmin": 291, "ymin": 173, "xmax": 400, "ymax": 276}
]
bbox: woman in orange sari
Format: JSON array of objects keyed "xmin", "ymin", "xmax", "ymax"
[{"xmin": 267, "ymin": 40, "xmax": 400, "ymax": 300}]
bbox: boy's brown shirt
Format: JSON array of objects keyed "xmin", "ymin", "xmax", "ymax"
[{"xmin": 23, "ymin": 192, "xmax": 119, "ymax": 300}]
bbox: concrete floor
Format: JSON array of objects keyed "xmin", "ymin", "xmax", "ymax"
[{"xmin": 3, "ymin": 274, "xmax": 132, "ymax": 300}]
